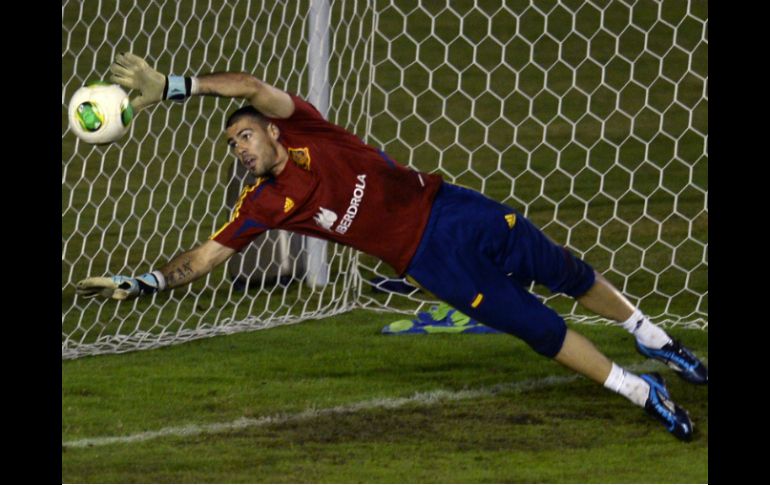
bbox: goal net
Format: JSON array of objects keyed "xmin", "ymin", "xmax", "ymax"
[{"xmin": 62, "ymin": 0, "xmax": 708, "ymax": 359}]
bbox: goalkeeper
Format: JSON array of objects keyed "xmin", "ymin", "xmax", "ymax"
[{"xmin": 77, "ymin": 53, "xmax": 707, "ymax": 442}]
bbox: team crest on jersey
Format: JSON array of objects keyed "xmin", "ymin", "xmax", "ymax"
[
  {"xmin": 314, "ymin": 207, "xmax": 338, "ymax": 231},
  {"xmin": 288, "ymin": 147, "xmax": 311, "ymax": 170},
  {"xmin": 284, "ymin": 197, "xmax": 295, "ymax": 213}
]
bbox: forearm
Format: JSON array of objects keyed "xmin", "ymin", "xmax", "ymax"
[
  {"xmin": 195, "ymin": 72, "xmax": 294, "ymax": 118},
  {"xmin": 158, "ymin": 248, "xmax": 213, "ymax": 289},
  {"xmin": 76, "ymin": 240, "xmax": 234, "ymax": 300},
  {"xmin": 195, "ymin": 72, "xmax": 262, "ymax": 100},
  {"xmin": 158, "ymin": 240, "xmax": 234, "ymax": 289}
]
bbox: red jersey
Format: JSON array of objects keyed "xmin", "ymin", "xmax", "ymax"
[{"xmin": 212, "ymin": 95, "xmax": 443, "ymax": 275}]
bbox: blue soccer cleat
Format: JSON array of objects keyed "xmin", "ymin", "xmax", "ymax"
[
  {"xmin": 636, "ymin": 339, "xmax": 708, "ymax": 385},
  {"xmin": 641, "ymin": 373, "xmax": 694, "ymax": 441}
]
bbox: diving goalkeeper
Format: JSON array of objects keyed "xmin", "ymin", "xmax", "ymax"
[{"xmin": 76, "ymin": 53, "xmax": 707, "ymax": 441}]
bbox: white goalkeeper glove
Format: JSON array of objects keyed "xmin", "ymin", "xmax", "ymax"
[
  {"xmin": 109, "ymin": 53, "xmax": 197, "ymax": 111},
  {"xmin": 75, "ymin": 272, "xmax": 166, "ymax": 301}
]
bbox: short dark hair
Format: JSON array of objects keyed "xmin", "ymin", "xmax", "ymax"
[{"xmin": 225, "ymin": 105, "xmax": 268, "ymax": 129}]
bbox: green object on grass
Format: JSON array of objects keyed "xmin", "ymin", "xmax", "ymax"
[
  {"xmin": 423, "ymin": 325, "xmax": 469, "ymax": 334},
  {"xmin": 387, "ymin": 320, "xmax": 414, "ymax": 332},
  {"xmin": 427, "ymin": 302, "xmax": 472, "ymax": 326},
  {"xmin": 450, "ymin": 311, "xmax": 470, "ymax": 326},
  {"xmin": 427, "ymin": 302, "xmax": 453, "ymax": 321}
]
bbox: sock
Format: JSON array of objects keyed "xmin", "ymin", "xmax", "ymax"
[
  {"xmin": 603, "ymin": 363, "xmax": 650, "ymax": 407},
  {"xmin": 620, "ymin": 309, "xmax": 672, "ymax": 349}
]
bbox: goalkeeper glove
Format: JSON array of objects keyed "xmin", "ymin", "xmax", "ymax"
[
  {"xmin": 109, "ymin": 53, "xmax": 198, "ymax": 111},
  {"xmin": 75, "ymin": 272, "xmax": 166, "ymax": 301}
]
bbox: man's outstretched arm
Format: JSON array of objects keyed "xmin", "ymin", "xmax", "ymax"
[
  {"xmin": 109, "ymin": 52, "xmax": 294, "ymax": 118},
  {"xmin": 76, "ymin": 240, "xmax": 236, "ymax": 300},
  {"xmin": 159, "ymin": 240, "xmax": 236, "ymax": 288},
  {"xmin": 195, "ymin": 72, "xmax": 294, "ymax": 119}
]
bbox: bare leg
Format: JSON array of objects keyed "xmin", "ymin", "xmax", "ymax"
[
  {"xmin": 550, "ymin": 272, "xmax": 697, "ymax": 441},
  {"xmin": 575, "ymin": 270, "xmax": 674, "ymax": 349},
  {"xmin": 553, "ymin": 328, "xmax": 613, "ymax": 384},
  {"xmin": 569, "ymin": 269, "xmax": 707, "ymax": 386},
  {"xmin": 576, "ymin": 271, "xmax": 635, "ymax": 322}
]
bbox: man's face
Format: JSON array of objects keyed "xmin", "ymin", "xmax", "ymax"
[{"xmin": 225, "ymin": 117, "xmax": 282, "ymax": 177}]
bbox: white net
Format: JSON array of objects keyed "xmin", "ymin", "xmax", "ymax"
[
  {"xmin": 62, "ymin": 0, "xmax": 372, "ymax": 359},
  {"xmin": 62, "ymin": 0, "xmax": 707, "ymax": 359},
  {"xmin": 357, "ymin": 0, "xmax": 708, "ymax": 330}
]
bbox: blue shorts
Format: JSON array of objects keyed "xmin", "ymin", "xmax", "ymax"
[{"xmin": 406, "ymin": 183, "xmax": 595, "ymax": 358}]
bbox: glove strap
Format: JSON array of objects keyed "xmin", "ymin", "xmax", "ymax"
[
  {"xmin": 150, "ymin": 270, "xmax": 167, "ymax": 291},
  {"xmin": 190, "ymin": 76, "xmax": 200, "ymax": 95},
  {"xmin": 135, "ymin": 271, "xmax": 167, "ymax": 295},
  {"xmin": 164, "ymin": 75, "xmax": 193, "ymax": 102}
]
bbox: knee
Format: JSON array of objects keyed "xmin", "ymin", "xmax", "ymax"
[
  {"xmin": 472, "ymin": 305, "xmax": 568, "ymax": 358},
  {"xmin": 525, "ymin": 317, "xmax": 568, "ymax": 358},
  {"xmin": 550, "ymin": 248, "xmax": 596, "ymax": 298}
]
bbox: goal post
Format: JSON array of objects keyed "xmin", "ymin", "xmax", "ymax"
[
  {"xmin": 305, "ymin": 0, "xmax": 333, "ymax": 289},
  {"xmin": 62, "ymin": 0, "xmax": 707, "ymax": 359}
]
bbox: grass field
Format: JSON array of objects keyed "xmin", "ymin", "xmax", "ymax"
[
  {"xmin": 62, "ymin": 309, "xmax": 708, "ymax": 483},
  {"xmin": 62, "ymin": 0, "xmax": 707, "ymax": 482}
]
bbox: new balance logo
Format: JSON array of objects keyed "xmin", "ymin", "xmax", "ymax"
[
  {"xmin": 505, "ymin": 213, "xmax": 516, "ymax": 228},
  {"xmin": 314, "ymin": 207, "xmax": 338, "ymax": 231},
  {"xmin": 284, "ymin": 197, "xmax": 295, "ymax": 213}
]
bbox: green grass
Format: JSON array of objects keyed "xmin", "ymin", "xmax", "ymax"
[{"xmin": 62, "ymin": 310, "xmax": 708, "ymax": 483}]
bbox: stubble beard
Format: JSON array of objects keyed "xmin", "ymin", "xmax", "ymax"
[{"xmin": 249, "ymin": 144, "xmax": 280, "ymax": 178}]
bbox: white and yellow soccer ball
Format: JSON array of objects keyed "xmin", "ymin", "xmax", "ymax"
[{"xmin": 68, "ymin": 82, "xmax": 134, "ymax": 145}]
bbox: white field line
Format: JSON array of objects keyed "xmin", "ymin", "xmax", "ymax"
[{"xmin": 62, "ymin": 359, "xmax": 701, "ymax": 449}]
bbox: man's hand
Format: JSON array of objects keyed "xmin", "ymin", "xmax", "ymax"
[
  {"xmin": 109, "ymin": 53, "xmax": 166, "ymax": 111},
  {"xmin": 76, "ymin": 273, "xmax": 162, "ymax": 300}
]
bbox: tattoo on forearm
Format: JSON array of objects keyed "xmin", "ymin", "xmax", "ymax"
[{"xmin": 163, "ymin": 256, "xmax": 196, "ymax": 287}]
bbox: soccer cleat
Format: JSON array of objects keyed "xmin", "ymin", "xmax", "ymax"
[
  {"xmin": 641, "ymin": 373, "xmax": 694, "ymax": 441},
  {"xmin": 636, "ymin": 339, "xmax": 708, "ymax": 385}
]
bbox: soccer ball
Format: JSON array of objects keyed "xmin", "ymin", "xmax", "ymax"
[{"xmin": 68, "ymin": 82, "xmax": 134, "ymax": 145}]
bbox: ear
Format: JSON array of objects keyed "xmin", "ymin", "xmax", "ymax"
[{"xmin": 267, "ymin": 122, "xmax": 281, "ymax": 140}]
